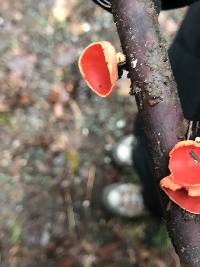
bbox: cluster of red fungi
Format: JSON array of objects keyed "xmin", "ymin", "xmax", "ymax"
[
  {"xmin": 78, "ymin": 41, "xmax": 200, "ymax": 214},
  {"xmin": 160, "ymin": 140, "xmax": 200, "ymax": 214}
]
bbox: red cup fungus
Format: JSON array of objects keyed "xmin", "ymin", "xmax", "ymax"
[
  {"xmin": 160, "ymin": 139, "xmax": 200, "ymax": 214},
  {"xmin": 78, "ymin": 41, "xmax": 125, "ymax": 97}
]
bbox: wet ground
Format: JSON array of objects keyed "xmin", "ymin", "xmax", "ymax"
[{"xmin": 0, "ymin": 1, "xmax": 185, "ymax": 266}]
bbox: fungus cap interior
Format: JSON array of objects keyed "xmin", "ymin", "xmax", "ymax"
[
  {"xmin": 170, "ymin": 145, "xmax": 200, "ymax": 186},
  {"xmin": 80, "ymin": 44, "xmax": 112, "ymax": 96}
]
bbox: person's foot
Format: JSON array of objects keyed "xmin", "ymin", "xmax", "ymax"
[
  {"xmin": 102, "ymin": 183, "xmax": 145, "ymax": 217},
  {"xmin": 112, "ymin": 135, "xmax": 137, "ymax": 166}
]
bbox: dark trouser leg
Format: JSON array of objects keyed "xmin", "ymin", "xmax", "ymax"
[{"xmin": 132, "ymin": 115, "xmax": 163, "ymax": 218}]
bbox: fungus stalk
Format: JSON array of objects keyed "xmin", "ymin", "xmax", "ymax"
[{"xmin": 110, "ymin": 0, "xmax": 200, "ymax": 266}]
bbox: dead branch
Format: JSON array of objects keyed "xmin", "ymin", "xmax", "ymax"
[{"xmin": 110, "ymin": 0, "xmax": 200, "ymax": 266}]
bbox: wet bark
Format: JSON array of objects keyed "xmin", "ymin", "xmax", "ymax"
[{"xmin": 110, "ymin": 0, "xmax": 200, "ymax": 266}]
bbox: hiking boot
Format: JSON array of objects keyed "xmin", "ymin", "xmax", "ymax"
[{"xmin": 102, "ymin": 183, "xmax": 145, "ymax": 217}]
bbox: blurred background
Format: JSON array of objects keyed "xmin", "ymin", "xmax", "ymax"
[{"xmin": 0, "ymin": 1, "xmax": 186, "ymax": 266}]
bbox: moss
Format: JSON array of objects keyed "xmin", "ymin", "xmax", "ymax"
[
  {"xmin": 9, "ymin": 219, "xmax": 22, "ymax": 244},
  {"xmin": 123, "ymin": 222, "xmax": 146, "ymax": 241},
  {"xmin": 149, "ymin": 223, "xmax": 172, "ymax": 250},
  {"xmin": 0, "ymin": 113, "xmax": 11, "ymax": 125}
]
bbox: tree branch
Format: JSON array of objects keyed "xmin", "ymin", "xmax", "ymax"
[{"xmin": 110, "ymin": 0, "xmax": 200, "ymax": 266}]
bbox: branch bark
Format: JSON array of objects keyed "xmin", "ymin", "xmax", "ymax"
[{"xmin": 110, "ymin": 0, "xmax": 200, "ymax": 266}]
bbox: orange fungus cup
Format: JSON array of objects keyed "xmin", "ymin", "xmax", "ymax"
[
  {"xmin": 160, "ymin": 139, "xmax": 200, "ymax": 214},
  {"xmin": 78, "ymin": 41, "xmax": 124, "ymax": 97}
]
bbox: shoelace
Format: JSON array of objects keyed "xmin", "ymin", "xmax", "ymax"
[
  {"xmin": 91, "ymin": 0, "xmax": 199, "ymax": 14},
  {"xmin": 92, "ymin": 0, "xmax": 161, "ymax": 14},
  {"xmin": 92, "ymin": 0, "xmax": 112, "ymax": 12}
]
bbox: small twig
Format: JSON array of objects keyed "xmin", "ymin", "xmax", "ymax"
[
  {"xmin": 61, "ymin": 182, "xmax": 77, "ymax": 234},
  {"xmin": 69, "ymin": 99, "xmax": 83, "ymax": 130},
  {"xmin": 194, "ymin": 121, "xmax": 200, "ymax": 137},
  {"xmin": 65, "ymin": 189, "xmax": 76, "ymax": 233},
  {"xmin": 166, "ymin": 201, "xmax": 172, "ymax": 212},
  {"xmin": 187, "ymin": 120, "xmax": 193, "ymax": 140},
  {"xmin": 86, "ymin": 165, "xmax": 96, "ymax": 201}
]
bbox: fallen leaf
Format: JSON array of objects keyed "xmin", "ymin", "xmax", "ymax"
[
  {"xmin": 65, "ymin": 148, "xmax": 80, "ymax": 173},
  {"xmin": 97, "ymin": 242, "xmax": 121, "ymax": 260},
  {"xmin": 57, "ymin": 257, "xmax": 75, "ymax": 267},
  {"xmin": 50, "ymin": 133, "xmax": 68, "ymax": 152}
]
